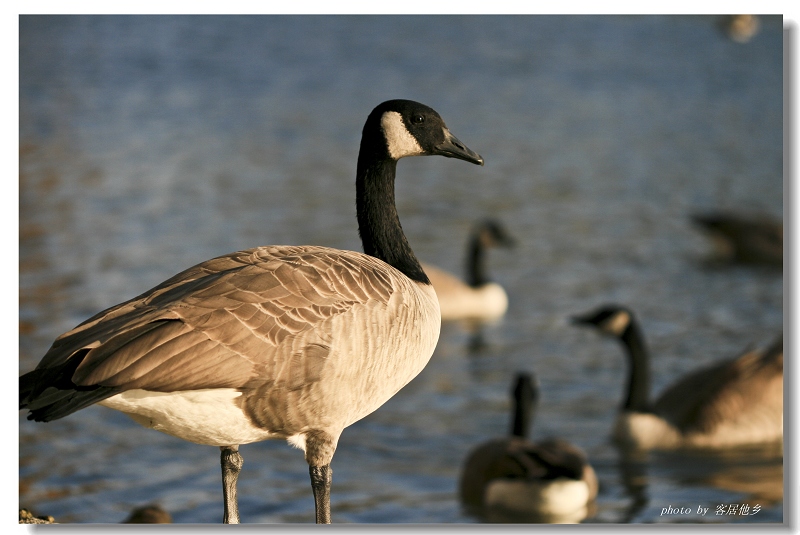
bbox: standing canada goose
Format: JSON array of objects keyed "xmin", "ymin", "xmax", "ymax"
[
  {"xmin": 691, "ymin": 211, "xmax": 782, "ymax": 268},
  {"xmin": 422, "ymin": 219, "xmax": 515, "ymax": 322},
  {"xmin": 18, "ymin": 99, "xmax": 484, "ymax": 524},
  {"xmin": 571, "ymin": 305, "xmax": 783, "ymax": 451},
  {"xmin": 459, "ymin": 372, "xmax": 598, "ymax": 523}
]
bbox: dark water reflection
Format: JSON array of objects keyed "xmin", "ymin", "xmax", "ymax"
[{"xmin": 19, "ymin": 15, "xmax": 783, "ymax": 524}]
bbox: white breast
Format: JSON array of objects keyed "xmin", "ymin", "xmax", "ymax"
[
  {"xmin": 323, "ymin": 280, "xmax": 440, "ymax": 429},
  {"xmin": 613, "ymin": 411, "xmax": 681, "ymax": 450},
  {"xmin": 484, "ymin": 478, "xmax": 593, "ymax": 522}
]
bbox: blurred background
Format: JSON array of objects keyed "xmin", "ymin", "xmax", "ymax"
[{"xmin": 19, "ymin": 15, "xmax": 784, "ymax": 524}]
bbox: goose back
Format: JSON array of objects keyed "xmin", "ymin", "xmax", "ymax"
[{"xmin": 652, "ymin": 337, "xmax": 783, "ymax": 448}]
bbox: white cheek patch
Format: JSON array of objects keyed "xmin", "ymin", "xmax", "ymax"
[
  {"xmin": 604, "ymin": 310, "xmax": 631, "ymax": 336},
  {"xmin": 381, "ymin": 111, "xmax": 424, "ymax": 159}
]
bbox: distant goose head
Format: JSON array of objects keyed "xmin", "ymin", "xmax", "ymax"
[
  {"xmin": 467, "ymin": 219, "xmax": 516, "ymax": 288},
  {"xmin": 571, "ymin": 304, "xmax": 634, "ymax": 338},
  {"xmin": 571, "ymin": 304, "xmax": 653, "ymax": 415}
]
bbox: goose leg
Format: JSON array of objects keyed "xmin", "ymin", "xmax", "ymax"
[
  {"xmin": 220, "ymin": 445, "xmax": 243, "ymax": 524},
  {"xmin": 309, "ymin": 464, "xmax": 332, "ymax": 524},
  {"xmin": 305, "ymin": 430, "xmax": 337, "ymax": 523}
]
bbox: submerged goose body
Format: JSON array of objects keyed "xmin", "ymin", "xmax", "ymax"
[
  {"xmin": 19, "ymin": 99, "xmax": 485, "ymax": 523},
  {"xmin": 460, "ymin": 373, "xmax": 598, "ymax": 523},
  {"xmin": 571, "ymin": 305, "xmax": 783, "ymax": 451},
  {"xmin": 422, "ymin": 219, "xmax": 514, "ymax": 322}
]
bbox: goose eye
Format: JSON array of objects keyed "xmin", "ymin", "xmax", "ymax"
[{"xmin": 411, "ymin": 114, "xmax": 425, "ymax": 124}]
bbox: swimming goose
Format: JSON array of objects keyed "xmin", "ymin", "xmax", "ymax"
[
  {"xmin": 422, "ymin": 219, "xmax": 515, "ymax": 322},
  {"xmin": 459, "ymin": 372, "xmax": 598, "ymax": 523},
  {"xmin": 691, "ymin": 211, "xmax": 782, "ymax": 267},
  {"xmin": 19, "ymin": 99, "xmax": 484, "ymax": 524},
  {"xmin": 571, "ymin": 305, "xmax": 783, "ymax": 451}
]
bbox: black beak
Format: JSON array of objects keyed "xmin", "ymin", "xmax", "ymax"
[{"xmin": 434, "ymin": 129, "xmax": 484, "ymax": 166}]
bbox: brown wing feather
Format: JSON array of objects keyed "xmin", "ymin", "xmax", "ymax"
[
  {"xmin": 34, "ymin": 245, "xmax": 398, "ymax": 395},
  {"xmin": 653, "ymin": 336, "xmax": 783, "ymax": 435}
]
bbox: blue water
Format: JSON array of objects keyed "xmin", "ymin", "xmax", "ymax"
[{"xmin": 19, "ymin": 15, "xmax": 784, "ymax": 524}]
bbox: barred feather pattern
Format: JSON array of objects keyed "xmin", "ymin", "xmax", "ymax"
[{"xmin": 21, "ymin": 245, "xmax": 441, "ymax": 447}]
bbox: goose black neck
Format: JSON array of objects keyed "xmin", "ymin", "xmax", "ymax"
[
  {"xmin": 466, "ymin": 231, "xmax": 489, "ymax": 287},
  {"xmin": 619, "ymin": 321, "xmax": 651, "ymax": 412},
  {"xmin": 511, "ymin": 376, "xmax": 536, "ymax": 438},
  {"xmin": 356, "ymin": 158, "xmax": 430, "ymax": 284}
]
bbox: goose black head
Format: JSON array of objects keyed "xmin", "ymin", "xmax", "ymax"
[
  {"xmin": 476, "ymin": 219, "xmax": 516, "ymax": 249},
  {"xmin": 362, "ymin": 99, "xmax": 484, "ymax": 166},
  {"xmin": 571, "ymin": 304, "xmax": 633, "ymax": 338}
]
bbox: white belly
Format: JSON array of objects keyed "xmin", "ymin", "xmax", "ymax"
[
  {"xmin": 99, "ymin": 389, "xmax": 279, "ymax": 446},
  {"xmin": 484, "ymin": 478, "xmax": 592, "ymax": 522}
]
